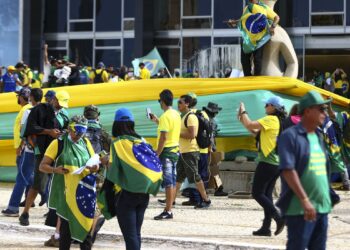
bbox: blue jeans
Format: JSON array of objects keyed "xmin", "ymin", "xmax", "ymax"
[
  {"xmin": 8, "ymin": 151, "xmax": 35, "ymax": 212},
  {"xmin": 115, "ymin": 190, "xmax": 149, "ymax": 250},
  {"xmin": 160, "ymin": 157, "xmax": 177, "ymax": 188},
  {"xmin": 286, "ymin": 214, "xmax": 328, "ymax": 250},
  {"xmin": 190, "ymin": 153, "xmax": 209, "ymax": 203}
]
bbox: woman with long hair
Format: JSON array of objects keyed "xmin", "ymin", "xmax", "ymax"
[{"xmin": 237, "ymin": 96, "xmax": 287, "ymax": 237}]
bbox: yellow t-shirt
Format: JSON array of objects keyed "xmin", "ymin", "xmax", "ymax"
[
  {"xmin": 257, "ymin": 115, "xmax": 279, "ymax": 158},
  {"xmin": 13, "ymin": 104, "xmax": 31, "ymax": 148},
  {"xmin": 157, "ymin": 108, "xmax": 181, "ymax": 150},
  {"xmin": 89, "ymin": 69, "xmax": 109, "ymax": 83},
  {"xmin": 179, "ymin": 112, "xmax": 199, "ymax": 153},
  {"xmin": 45, "ymin": 138, "xmax": 94, "ymax": 160},
  {"xmin": 139, "ymin": 68, "xmax": 151, "ymax": 79}
]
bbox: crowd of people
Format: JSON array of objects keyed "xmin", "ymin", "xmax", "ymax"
[
  {"xmin": 308, "ymin": 68, "xmax": 350, "ymax": 98},
  {"xmin": 1, "ymin": 83, "xmax": 350, "ymax": 250}
]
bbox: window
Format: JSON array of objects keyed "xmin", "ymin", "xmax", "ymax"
[
  {"xmin": 70, "ymin": 22, "xmax": 93, "ymax": 32},
  {"xmin": 69, "ymin": 0, "xmax": 93, "ymax": 19},
  {"xmin": 158, "ymin": 48, "xmax": 180, "ymax": 75},
  {"xmin": 46, "ymin": 40, "xmax": 66, "ymax": 48},
  {"xmin": 95, "ymin": 49, "xmax": 121, "ymax": 67},
  {"xmin": 69, "ymin": 39, "xmax": 93, "ymax": 66},
  {"xmin": 311, "ymin": 15, "xmax": 344, "ymax": 26},
  {"xmin": 182, "ymin": 18, "xmax": 211, "ymax": 29},
  {"xmin": 311, "ymin": 0, "xmax": 344, "ymax": 12},
  {"xmin": 123, "ymin": 19, "xmax": 135, "ymax": 31},
  {"xmin": 123, "ymin": 38, "xmax": 135, "ymax": 67},
  {"xmin": 95, "ymin": 0, "xmax": 122, "ymax": 31},
  {"xmin": 154, "ymin": 0, "xmax": 180, "ymax": 30},
  {"xmin": 47, "ymin": 49, "xmax": 68, "ymax": 61},
  {"xmin": 214, "ymin": 0, "xmax": 243, "ymax": 29},
  {"xmin": 276, "ymin": 0, "xmax": 309, "ymax": 27},
  {"xmin": 124, "ymin": 0, "xmax": 136, "ymax": 18},
  {"xmin": 96, "ymin": 39, "xmax": 120, "ymax": 47},
  {"xmin": 182, "ymin": 37, "xmax": 211, "ymax": 63},
  {"xmin": 45, "ymin": 0, "xmax": 67, "ymax": 32},
  {"xmin": 183, "ymin": 0, "xmax": 211, "ymax": 16},
  {"xmin": 213, "ymin": 37, "xmax": 240, "ymax": 45}
]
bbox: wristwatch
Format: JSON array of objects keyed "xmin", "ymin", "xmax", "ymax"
[{"xmin": 241, "ymin": 111, "xmax": 248, "ymax": 115}]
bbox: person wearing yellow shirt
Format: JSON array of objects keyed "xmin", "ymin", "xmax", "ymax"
[
  {"xmin": 15, "ymin": 62, "xmax": 33, "ymax": 87},
  {"xmin": 150, "ymin": 89, "xmax": 181, "ymax": 220},
  {"xmin": 89, "ymin": 62, "xmax": 109, "ymax": 83},
  {"xmin": 0, "ymin": 87, "xmax": 31, "ymax": 217},
  {"xmin": 174, "ymin": 94, "xmax": 211, "ymax": 209},
  {"xmin": 138, "ymin": 62, "xmax": 151, "ymax": 79},
  {"xmin": 238, "ymin": 95, "xmax": 286, "ymax": 236}
]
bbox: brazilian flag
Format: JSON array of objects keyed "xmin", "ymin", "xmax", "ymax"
[
  {"xmin": 106, "ymin": 135, "xmax": 162, "ymax": 196},
  {"xmin": 238, "ymin": 2, "xmax": 272, "ymax": 54},
  {"xmin": 49, "ymin": 135, "xmax": 96, "ymax": 242}
]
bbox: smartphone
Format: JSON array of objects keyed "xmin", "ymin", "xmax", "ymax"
[{"xmin": 146, "ymin": 108, "xmax": 153, "ymax": 119}]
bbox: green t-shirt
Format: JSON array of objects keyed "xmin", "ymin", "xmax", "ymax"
[{"xmin": 286, "ymin": 133, "xmax": 332, "ymax": 215}]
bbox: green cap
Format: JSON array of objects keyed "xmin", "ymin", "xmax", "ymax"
[
  {"xmin": 84, "ymin": 105, "xmax": 100, "ymax": 119},
  {"xmin": 298, "ymin": 90, "xmax": 331, "ymax": 114}
]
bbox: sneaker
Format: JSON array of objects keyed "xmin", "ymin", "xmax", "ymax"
[
  {"xmin": 44, "ymin": 235, "xmax": 60, "ymax": 247},
  {"xmin": 19, "ymin": 212, "xmax": 29, "ymax": 226},
  {"xmin": 1, "ymin": 208, "xmax": 19, "ymax": 217},
  {"xmin": 214, "ymin": 186, "xmax": 228, "ymax": 197},
  {"xmin": 154, "ymin": 210, "xmax": 173, "ymax": 220},
  {"xmin": 91, "ymin": 216, "xmax": 106, "ymax": 243},
  {"xmin": 194, "ymin": 199, "xmax": 211, "ymax": 209},
  {"xmin": 252, "ymin": 228, "xmax": 272, "ymax": 237},
  {"xmin": 182, "ymin": 200, "xmax": 198, "ymax": 206},
  {"xmin": 19, "ymin": 200, "xmax": 35, "ymax": 207},
  {"xmin": 157, "ymin": 199, "xmax": 175, "ymax": 207}
]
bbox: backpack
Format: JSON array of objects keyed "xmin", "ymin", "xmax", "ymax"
[
  {"xmin": 93, "ymin": 69, "xmax": 105, "ymax": 83},
  {"xmin": 342, "ymin": 113, "xmax": 350, "ymax": 144},
  {"xmin": 79, "ymin": 69, "xmax": 89, "ymax": 84},
  {"xmin": 85, "ymin": 126, "xmax": 103, "ymax": 153},
  {"xmin": 184, "ymin": 110, "xmax": 213, "ymax": 149}
]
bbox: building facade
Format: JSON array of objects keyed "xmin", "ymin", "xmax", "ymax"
[{"xmin": 9, "ymin": 0, "xmax": 350, "ymax": 79}]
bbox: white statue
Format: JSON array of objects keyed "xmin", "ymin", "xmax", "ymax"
[{"xmin": 261, "ymin": 0, "xmax": 299, "ymax": 78}]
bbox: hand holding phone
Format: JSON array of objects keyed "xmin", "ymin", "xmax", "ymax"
[{"xmin": 146, "ymin": 108, "xmax": 153, "ymax": 119}]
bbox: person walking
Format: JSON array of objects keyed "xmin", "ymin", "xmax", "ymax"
[
  {"xmin": 151, "ymin": 89, "xmax": 181, "ymax": 220},
  {"xmin": 237, "ymin": 95, "xmax": 286, "ymax": 236},
  {"xmin": 277, "ymin": 90, "xmax": 332, "ymax": 250}
]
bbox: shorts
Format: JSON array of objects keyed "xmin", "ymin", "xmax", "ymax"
[
  {"xmin": 32, "ymin": 154, "xmax": 49, "ymax": 194},
  {"xmin": 176, "ymin": 152, "xmax": 201, "ymax": 184},
  {"xmin": 160, "ymin": 157, "xmax": 177, "ymax": 188}
]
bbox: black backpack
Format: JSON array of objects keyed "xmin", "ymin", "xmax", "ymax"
[
  {"xmin": 85, "ymin": 126, "xmax": 103, "ymax": 153},
  {"xmin": 93, "ymin": 69, "xmax": 105, "ymax": 83},
  {"xmin": 184, "ymin": 110, "xmax": 213, "ymax": 149}
]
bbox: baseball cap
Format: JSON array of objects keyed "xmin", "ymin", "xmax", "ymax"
[
  {"xmin": 7, "ymin": 65, "xmax": 16, "ymax": 71},
  {"xmin": 187, "ymin": 92, "xmax": 197, "ymax": 99},
  {"xmin": 16, "ymin": 87, "xmax": 31, "ymax": 98},
  {"xmin": 56, "ymin": 90, "xmax": 70, "ymax": 108},
  {"xmin": 114, "ymin": 108, "xmax": 134, "ymax": 122},
  {"xmin": 44, "ymin": 90, "xmax": 56, "ymax": 100},
  {"xmin": 298, "ymin": 90, "xmax": 332, "ymax": 114},
  {"xmin": 97, "ymin": 62, "xmax": 105, "ymax": 68},
  {"xmin": 84, "ymin": 105, "xmax": 100, "ymax": 119},
  {"xmin": 263, "ymin": 96, "xmax": 284, "ymax": 109}
]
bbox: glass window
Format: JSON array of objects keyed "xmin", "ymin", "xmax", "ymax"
[
  {"xmin": 96, "ymin": 0, "xmax": 122, "ymax": 31},
  {"xmin": 95, "ymin": 49, "xmax": 121, "ymax": 67},
  {"xmin": 123, "ymin": 19, "xmax": 135, "ymax": 30},
  {"xmin": 290, "ymin": 36, "xmax": 304, "ymax": 80},
  {"xmin": 214, "ymin": 0, "xmax": 243, "ymax": 29},
  {"xmin": 213, "ymin": 37, "xmax": 240, "ymax": 45},
  {"xmin": 96, "ymin": 39, "xmax": 120, "ymax": 47},
  {"xmin": 158, "ymin": 48, "xmax": 180, "ymax": 75},
  {"xmin": 311, "ymin": 14, "xmax": 344, "ymax": 26},
  {"xmin": 154, "ymin": 0, "xmax": 180, "ymax": 30},
  {"xmin": 124, "ymin": 0, "xmax": 135, "ymax": 18},
  {"xmin": 154, "ymin": 38, "xmax": 180, "ymax": 46},
  {"xmin": 46, "ymin": 40, "xmax": 66, "ymax": 48},
  {"xmin": 183, "ymin": 0, "xmax": 211, "ymax": 16},
  {"xmin": 123, "ymin": 38, "xmax": 135, "ymax": 67},
  {"xmin": 44, "ymin": 0, "xmax": 67, "ymax": 32},
  {"xmin": 47, "ymin": 49, "xmax": 68, "ymax": 61},
  {"xmin": 70, "ymin": 22, "xmax": 93, "ymax": 31},
  {"xmin": 182, "ymin": 37, "xmax": 211, "ymax": 61},
  {"xmin": 276, "ymin": 0, "xmax": 309, "ymax": 27},
  {"xmin": 182, "ymin": 18, "xmax": 211, "ymax": 29},
  {"xmin": 69, "ymin": 39, "xmax": 93, "ymax": 66},
  {"xmin": 69, "ymin": 0, "xmax": 93, "ymax": 19},
  {"xmin": 312, "ymin": 0, "xmax": 344, "ymax": 12},
  {"xmin": 347, "ymin": 1, "xmax": 350, "ymax": 25}
]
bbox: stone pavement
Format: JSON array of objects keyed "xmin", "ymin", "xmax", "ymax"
[{"xmin": 0, "ymin": 183, "xmax": 350, "ymax": 249}]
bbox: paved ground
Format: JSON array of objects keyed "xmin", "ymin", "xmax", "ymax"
[{"xmin": 0, "ymin": 183, "xmax": 350, "ymax": 249}]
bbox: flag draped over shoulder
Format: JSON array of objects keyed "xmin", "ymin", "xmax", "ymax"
[
  {"xmin": 106, "ymin": 135, "xmax": 163, "ymax": 196},
  {"xmin": 238, "ymin": 2, "xmax": 272, "ymax": 54},
  {"xmin": 49, "ymin": 135, "xmax": 96, "ymax": 242},
  {"xmin": 132, "ymin": 47, "xmax": 167, "ymax": 77},
  {"xmin": 322, "ymin": 116, "xmax": 346, "ymax": 173}
]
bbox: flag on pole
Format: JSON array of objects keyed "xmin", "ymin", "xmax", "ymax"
[{"xmin": 132, "ymin": 47, "xmax": 167, "ymax": 77}]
